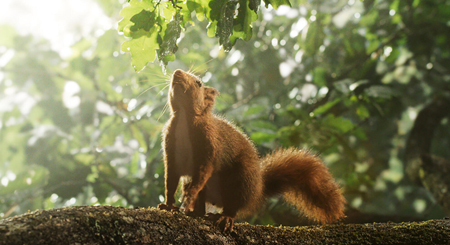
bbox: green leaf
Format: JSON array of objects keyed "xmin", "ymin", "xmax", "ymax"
[
  {"xmin": 163, "ymin": 54, "xmax": 176, "ymax": 63},
  {"xmin": 312, "ymin": 98, "xmax": 341, "ymax": 115},
  {"xmin": 385, "ymin": 48, "xmax": 399, "ymax": 64},
  {"xmin": 75, "ymin": 154, "xmax": 96, "ymax": 165},
  {"xmin": 323, "ymin": 114, "xmax": 354, "ymax": 133},
  {"xmin": 366, "ymin": 39, "xmax": 380, "ymax": 54},
  {"xmin": 178, "ymin": 1, "xmax": 194, "ymax": 25},
  {"xmin": 118, "ymin": 0, "xmax": 154, "ymax": 33},
  {"xmin": 359, "ymin": 9, "xmax": 379, "ymax": 27},
  {"xmin": 187, "ymin": 0, "xmax": 209, "ymax": 21},
  {"xmin": 356, "ymin": 105, "xmax": 370, "ymax": 120},
  {"xmin": 354, "ymin": 127, "xmax": 367, "ymax": 140},
  {"xmin": 262, "ymin": 0, "xmax": 291, "ymax": 9},
  {"xmin": 121, "ymin": 28, "xmax": 159, "ymax": 72},
  {"xmin": 230, "ymin": 0, "xmax": 258, "ymax": 44},
  {"xmin": 207, "ymin": 21, "xmax": 218, "ymax": 38},
  {"xmin": 160, "ymin": 2, "xmax": 177, "ymax": 19},
  {"xmin": 130, "ymin": 10, "xmax": 156, "ymax": 32}
]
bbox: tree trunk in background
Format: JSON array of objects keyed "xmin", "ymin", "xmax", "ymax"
[{"xmin": 404, "ymin": 97, "xmax": 450, "ymax": 214}]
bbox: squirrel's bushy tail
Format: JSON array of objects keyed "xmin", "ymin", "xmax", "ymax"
[{"xmin": 261, "ymin": 148, "xmax": 346, "ymax": 223}]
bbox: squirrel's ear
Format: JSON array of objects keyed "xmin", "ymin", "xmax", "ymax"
[{"xmin": 211, "ymin": 88, "xmax": 219, "ymax": 97}]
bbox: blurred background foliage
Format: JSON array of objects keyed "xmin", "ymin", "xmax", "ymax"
[{"xmin": 1, "ymin": 0, "xmax": 450, "ymax": 225}]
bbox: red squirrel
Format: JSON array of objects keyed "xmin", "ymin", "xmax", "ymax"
[{"xmin": 157, "ymin": 69, "xmax": 346, "ymax": 231}]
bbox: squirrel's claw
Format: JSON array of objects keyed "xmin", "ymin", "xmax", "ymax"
[{"xmin": 208, "ymin": 214, "xmax": 234, "ymax": 232}]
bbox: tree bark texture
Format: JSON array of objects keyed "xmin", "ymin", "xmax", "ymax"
[{"xmin": 1, "ymin": 206, "xmax": 449, "ymax": 244}]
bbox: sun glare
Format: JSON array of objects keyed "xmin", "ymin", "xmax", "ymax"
[{"xmin": 0, "ymin": 0, "xmax": 112, "ymax": 58}]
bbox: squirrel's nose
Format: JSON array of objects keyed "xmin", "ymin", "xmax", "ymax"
[{"xmin": 173, "ymin": 69, "xmax": 185, "ymax": 78}]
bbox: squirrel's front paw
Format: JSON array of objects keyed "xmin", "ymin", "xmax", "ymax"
[{"xmin": 157, "ymin": 203, "xmax": 180, "ymax": 212}]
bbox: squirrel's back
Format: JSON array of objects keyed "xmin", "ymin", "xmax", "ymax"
[{"xmin": 213, "ymin": 116, "xmax": 258, "ymax": 164}]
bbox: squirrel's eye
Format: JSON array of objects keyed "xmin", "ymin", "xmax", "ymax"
[{"xmin": 195, "ymin": 80, "xmax": 202, "ymax": 87}]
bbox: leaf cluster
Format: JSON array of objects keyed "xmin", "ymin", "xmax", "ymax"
[{"xmin": 118, "ymin": 0, "xmax": 292, "ymax": 71}]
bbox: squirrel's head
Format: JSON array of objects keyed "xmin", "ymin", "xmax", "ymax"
[{"xmin": 169, "ymin": 69, "xmax": 218, "ymax": 115}]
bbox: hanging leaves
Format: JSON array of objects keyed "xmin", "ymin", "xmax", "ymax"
[
  {"xmin": 118, "ymin": 0, "xmax": 291, "ymax": 72},
  {"xmin": 216, "ymin": 0, "xmax": 238, "ymax": 51},
  {"xmin": 157, "ymin": 12, "xmax": 183, "ymax": 69}
]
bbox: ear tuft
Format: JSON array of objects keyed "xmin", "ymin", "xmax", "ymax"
[{"xmin": 211, "ymin": 88, "xmax": 219, "ymax": 97}]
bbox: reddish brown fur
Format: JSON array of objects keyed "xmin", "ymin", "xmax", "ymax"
[
  {"xmin": 261, "ymin": 148, "xmax": 346, "ymax": 223},
  {"xmin": 158, "ymin": 69, "xmax": 346, "ymax": 231}
]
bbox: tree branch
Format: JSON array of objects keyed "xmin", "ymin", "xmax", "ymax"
[{"xmin": 1, "ymin": 206, "xmax": 449, "ymax": 244}]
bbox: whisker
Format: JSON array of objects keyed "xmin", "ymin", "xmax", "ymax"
[
  {"xmin": 138, "ymin": 79, "xmax": 169, "ymax": 85},
  {"xmin": 188, "ymin": 63, "xmax": 196, "ymax": 74},
  {"xmin": 137, "ymin": 83, "xmax": 168, "ymax": 98},
  {"xmin": 140, "ymin": 70, "xmax": 169, "ymax": 76},
  {"xmin": 191, "ymin": 58, "xmax": 215, "ymax": 74},
  {"xmin": 140, "ymin": 72, "xmax": 171, "ymax": 80},
  {"xmin": 157, "ymin": 83, "xmax": 171, "ymax": 96},
  {"xmin": 158, "ymin": 100, "xmax": 170, "ymax": 122}
]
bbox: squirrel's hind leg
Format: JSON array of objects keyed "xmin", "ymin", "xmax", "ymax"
[
  {"xmin": 185, "ymin": 188, "xmax": 206, "ymax": 217},
  {"xmin": 213, "ymin": 169, "xmax": 250, "ymax": 232}
]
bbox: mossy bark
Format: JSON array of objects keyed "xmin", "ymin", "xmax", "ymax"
[{"xmin": 1, "ymin": 206, "xmax": 449, "ymax": 244}]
